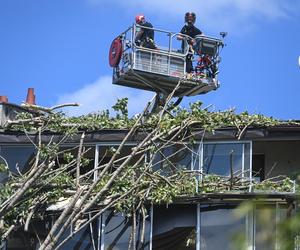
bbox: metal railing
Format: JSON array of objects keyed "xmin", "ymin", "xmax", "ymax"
[
  {"xmin": 117, "ymin": 24, "xmax": 189, "ymax": 77},
  {"xmin": 115, "ymin": 24, "xmax": 225, "ymax": 85}
]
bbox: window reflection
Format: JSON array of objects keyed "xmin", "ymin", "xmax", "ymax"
[
  {"xmin": 243, "ymin": 143, "xmax": 251, "ymax": 178},
  {"xmin": 104, "ymin": 211, "xmax": 150, "ymax": 250},
  {"xmin": 7, "ymin": 215, "xmax": 101, "ymax": 250},
  {"xmin": 255, "ymin": 205, "xmax": 276, "ymax": 250},
  {"xmin": 0, "ymin": 146, "xmax": 35, "ymax": 174},
  {"xmin": 54, "ymin": 146, "xmax": 96, "ymax": 182},
  {"xmin": 202, "ymin": 143, "xmax": 244, "ymax": 176},
  {"xmin": 152, "ymin": 144, "xmax": 192, "ymax": 174},
  {"xmin": 200, "ymin": 205, "xmax": 247, "ymax": 250},
  {"xmin": 6, "ymin": 230, "xmax": 40, "ymax": 250},
  {"xmin": 151, "ymin": 142, "xmax": 251, "ymax": 177},
  {"xmin": 97, "ymin": 145, "xmax": 143, "ymax": 175},
  {"xmin": 153, "ymin": 205, "xmax": 196, "ymax": 250},
  {"xmin": 60, "ymin": 220, "xmax": 99, "ymax": 250},
  {"xmin": 6, "ymin": 216, "xmax": 53, "ymax": 250},
  {"xmin": 252, "ymin": 154, "xmax": 265, "ymax": 181}
]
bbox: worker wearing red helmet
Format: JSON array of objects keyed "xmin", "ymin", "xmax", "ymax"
[
  {"xmin": 135, "ymin": 15, "xmax": 156, "ymax": 49},
  {"xmin": 178, "ymin": 12, "xmax": 203, "ymax": 73}
]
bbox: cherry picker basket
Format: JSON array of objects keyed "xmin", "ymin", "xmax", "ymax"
[{"xmin": 109, "ymin": 24, "xmax": 225, "ymax": 97}]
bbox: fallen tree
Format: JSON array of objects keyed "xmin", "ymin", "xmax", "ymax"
[{"xmin": 0, "ymin": 89, "xmax": 298, "ymax": 249}]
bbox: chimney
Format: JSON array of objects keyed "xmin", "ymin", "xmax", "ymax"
[
  {"xmin": 26, "ymin": 88, "xmax": 36, "ymax": 105},
  {"xmin": 0, "ymin": 90, "xmax": 39, "ymax": 128},
  {"xmin": 0, "ymin": 96, "xmax": 8, "ymax": 103}
]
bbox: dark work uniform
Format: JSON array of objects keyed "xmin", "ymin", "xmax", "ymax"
[
  {"xmin": 180, "ymin": 24, "xmax": 202, "ymax": 73},
  {"xmin": 135, "ymin": 22, "xmax": 156, "ymax": 49}
]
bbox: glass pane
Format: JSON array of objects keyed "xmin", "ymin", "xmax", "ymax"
[
  {"xmin": 152, "ymin": 144, "xmax": 192, "ymax": 174},
  {"xmin": 103, "ymin": 211, "xmax": 150, "ymax": 249},
  {"xmin": 252, "ymin": 154, "xmax": 265, "ymax": 182},
  {"xmin": 276, "ymin": 204, "xmax": 289, "ymax": 249},
  {"xmin": 56, "ymin": 146, "xmax": 95, "ymax": 181},
  {"xmin": 6, "ymin": 216, "xmax": 54, "ymax": 249},
  {"xmin": 202, "ymin": 143, "xmax": 243, "ymax": 176},
  {"xmin": 152, "ymin": 205, "xmax": 196, "ymax": 250},
  {"xmin": 6, "ymin": 230, "xmax": 41, "ymax": 249},
  {"xmin": 244, "ymin": 143, "xmax": 251, "ymax": 178},
  {"xmin": 97, "ymin": 145, "xmax": 142, "ymax": 174},
  {"xmin": 0, "ymin": 146, "xmax": 35, "ymax": 174},
  {"xmin": 255, "ymin": 204, "xmax": 276, "ymax": 250},
  {"xmin": 78, "ymin": 146, "xmax": 95, "ymax": 176},
  {"xmin": 200, "ymin": 205, "xmax": 247, "ymax": 250},
  {"xmin": 191, "ymin": 143, "xmax": 202, "ymax": 171},
  {"xmin": 60, "ymin": 219, "xmax": 99, "ymax": 250}
]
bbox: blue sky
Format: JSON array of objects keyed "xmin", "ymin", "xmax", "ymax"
[{"xmin": 0, "ymin": 0, "xmax": 299, "ymax": 119}]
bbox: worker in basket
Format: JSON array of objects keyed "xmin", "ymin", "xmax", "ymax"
[
  {"xmin": 177, "ymin": 12, "xmax": 202, "ymax": 73},
  {"xmin": 135, "ymin": 14, "xmax": 156, "ymax": 49}
]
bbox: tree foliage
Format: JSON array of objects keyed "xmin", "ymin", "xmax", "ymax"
[{"xmin": 0, "ymin": 97, "xmax": 298, "ymax": 249}]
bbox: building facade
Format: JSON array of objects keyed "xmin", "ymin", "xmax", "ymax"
[{"xmin": 0, "ymin": 102, "xmax": 299, "ymax": 250}]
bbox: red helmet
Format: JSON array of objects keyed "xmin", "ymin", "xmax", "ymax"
[
  {"xmin": 185, "ymin": 12, "xmax": 196, "ymax": 24},
  {"xmin": 135, "ymin": 15, "xmax": 145, "ymax": 24}
]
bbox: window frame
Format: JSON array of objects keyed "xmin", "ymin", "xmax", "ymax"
[{"xmin": 192, "ymin": 140, "xmax": 252, "ymax": 181}]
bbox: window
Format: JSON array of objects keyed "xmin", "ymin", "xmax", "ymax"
[
  {"xmin": 4, "ymin": 202, "xmax": 292, "ymax": 249},
  {"xmin": 152, "ymin": 205, "xmax": 196, "ymax": 250},
  {"xmin": 53, "ymin": 146, "xmax": 96, "ymax": 182},
  {"xmin": 152, "ymin": 144, "xmax": 192, "ymax": 174},
  {"xmin": 200, "ymin": 205, "xmax": 248, "ymax": 250},
  {"xmin": 252, "ymin": 154, "xmax": 265, "ymax": 181},
  {"xmin": 151, "ymin": 202, "xmax": 291, "ymax": 250},
  {"xmin": 254, "ymin": 204, "xmax": 290, "ymax": 250},
  {"xmin": 152, "ymin": 142, "xmax": 252, "ymax": 178},
  {"xmin": 103, "ymin": 211, "xmax": 150, "ymax": 249},
  {"xmin": 94, "ymin": 144, "xmax": 145, "ymax": 180},
  {"xmin": 0, "ymin": 145, "xmax": 36, "ymax": 174},
  {"xmin": 199, "ymin": 203, "xmax": 289, "ymax": 250},
  {"xmin": 97, "ymin": 145, "xmax": 140, "ymax": 167},
  {"xmin": 203, "ymin": 143, "xmax": 243, "ymax": 175},
  {"xmin": 59, "ymin": 219, "xmax": 99, "ymax": 250},
  {"xmin": 193, "ymin": 142, "xmax": 251, "ymax": 178}
]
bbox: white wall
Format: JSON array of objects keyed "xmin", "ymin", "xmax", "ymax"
[{"xmin": 253, "ymin": 141, "xmax": 300, "ymax": 178}]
